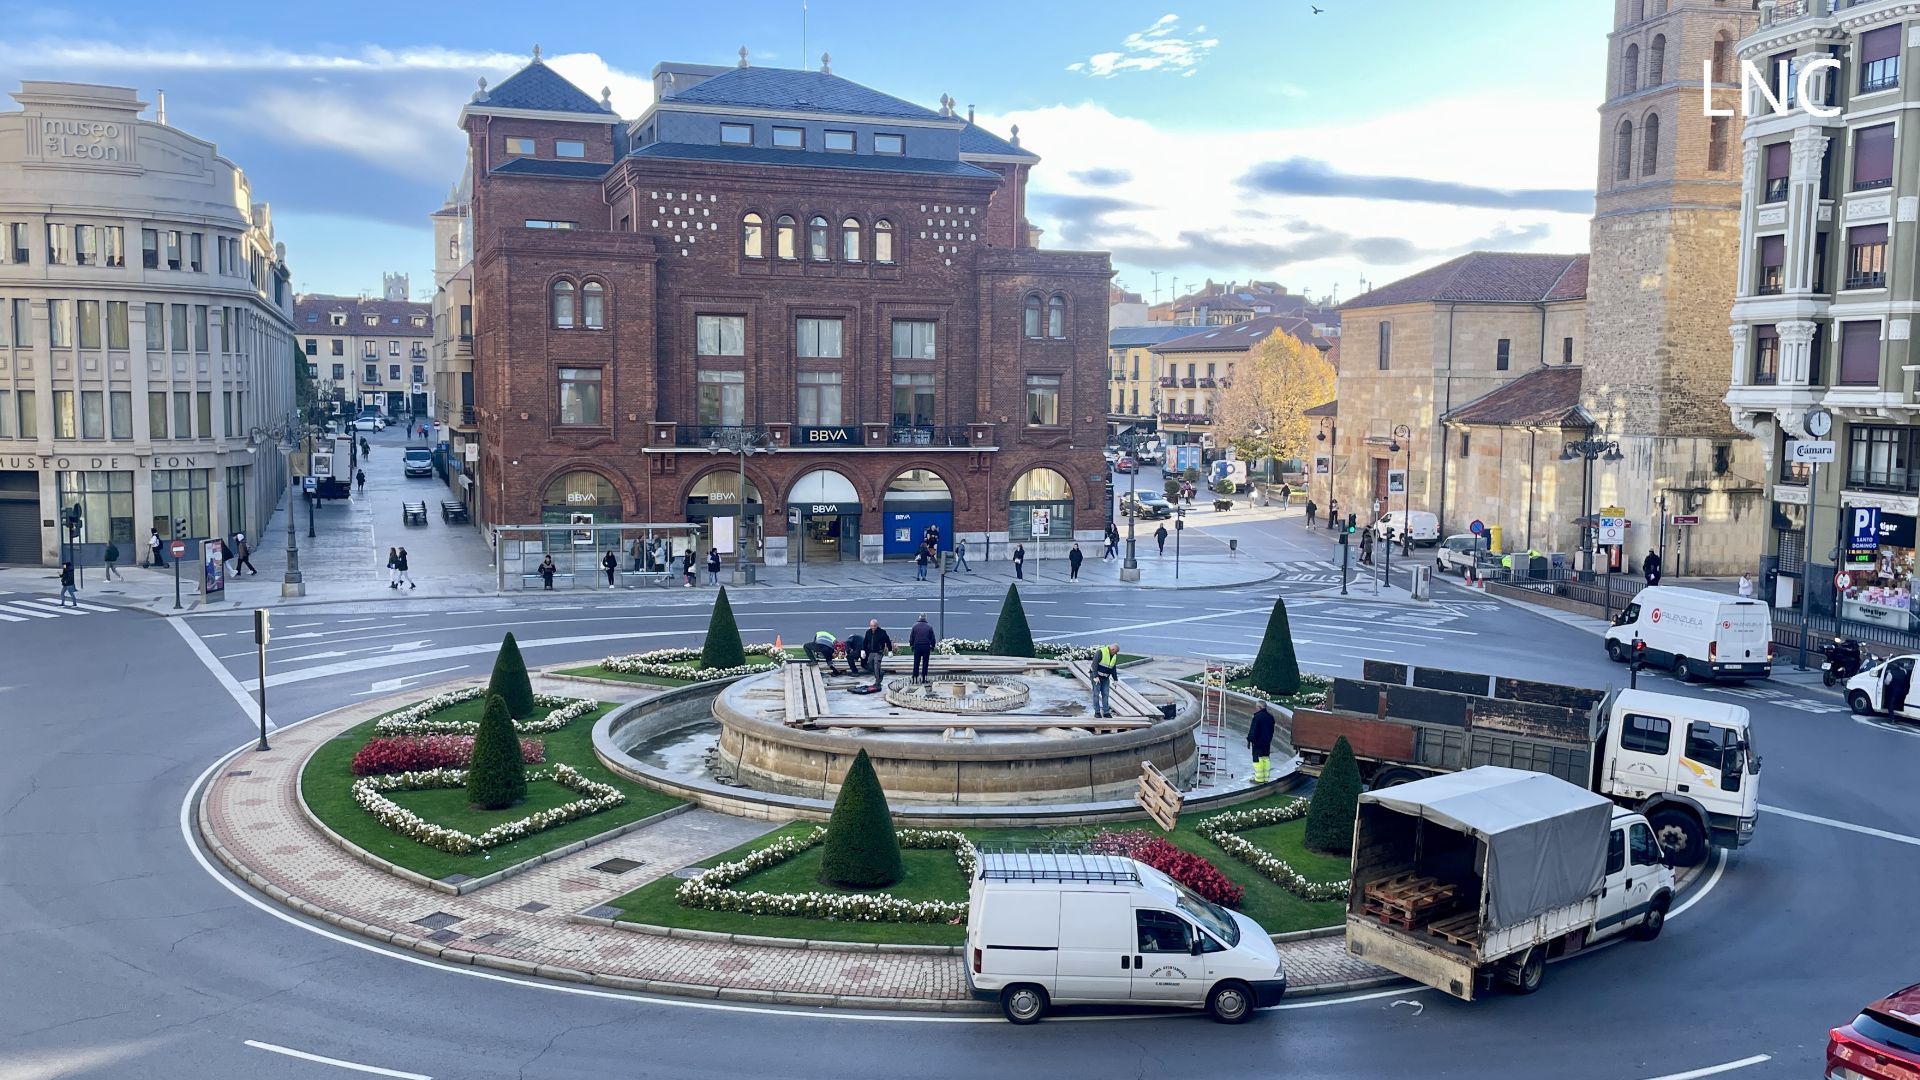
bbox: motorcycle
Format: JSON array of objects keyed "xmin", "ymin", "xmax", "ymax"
[{"xmin": 1822, "ymin": 636, "xmax": 1878, "ymax": 686}]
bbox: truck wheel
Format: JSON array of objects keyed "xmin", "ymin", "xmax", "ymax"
[
  {"xmin": 1849, "ymin": 690, "xmax": 1874, "ymax": 715},
  {"xmin": 1511, "ymin": 947, "xmax": 1546, "ymax": 995},
  {"xmin": 1649, "ymin": 809, "xmax": 1708, "ymax": 867},
  {"xmin": 1371, "ymin": 768, "xmax": 1423, "ymax": 790},
  {"xmin": 1632, "ymin": 895, "xmax": 1670, "ymax": 941},
  {"xmin": 999, "ymin": 984, "xmax": 1048, "ymax": 1025},
  {"xmin": 1207, "ymin": 980, "xmax": 1255, "ymax": 1024},
  {"xmin": 1607, "ymin": 640, "xmax": 1628, "ymax": 663}
]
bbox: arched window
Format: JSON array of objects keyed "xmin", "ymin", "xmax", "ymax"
[
  {"xmin": 1023, "ymin": 294, "xmax": 1043, "ymax": 338},
  {"xmin": 742, "ymin": 213, "xmax": 764, "ymax": 259},
  {"xmin": 1641, "ymin": 111, "xmax": 1660, "ymax": 175},
  {"xmin": 551, "ymin": 280, "xmax": 575, "ymax": 329},
  {"xmin": 874, "ymin": 219, "xmax": 894, "ymax": 264},
  {"xmin": 808, "ymin": 216, "xmax": 830, "ymax": 261},
  {"xmin": 1615, "ymin": 119, "xmax": 1635, "ymax": 182},
  {"xmin": 1711, "ymin": 34, "xmax": 1733, "ymax": 83},
  {"xmin": 1648, "ymin": 35, "xmax": 1665, "ymax": 85},
  {"xmin": 775, "ymin": 215, "xmax": 797, "ymax": 260},
  {"xmin": 447, "ymin": 236, "xmax": 459, "ymax": 261},
  {"xmin": 841, "ymin": 217, "xmax": 861, "ymax": 261},
  {"xmin": 1009, "ymin": 468, "xmax": 1072, "ymax": 540},
  {"xmin": 1622, "ymin": 44, "xmax": 1639, "ymax": 95},
  {"xmin": 582, "ymin": 281, "xmax": 605, "ymax": 329},
  {"xmin": 1047, "ymin": 295, "xmax": 1066, "ymax": 339},
  {"xmin": 1708, "ymin": 116, "xmax": 1731, "ymax": 172}
]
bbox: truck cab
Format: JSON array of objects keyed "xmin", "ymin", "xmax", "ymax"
[{"xmin": 1594, "ymin": 689, "xmax": 1759, "ymax": 864}]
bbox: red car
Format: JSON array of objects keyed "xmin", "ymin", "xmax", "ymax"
[
  {"xmin": 1114, "ymin": 456, "xmax": 1136, "ymax": 474},
  {"xmin": 1829, "ymin": 983, "xmax": 1920, "ymax": 1080}
]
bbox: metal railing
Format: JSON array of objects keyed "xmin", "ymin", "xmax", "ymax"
[
  {"xmin": 887, "ymin": 425, "xmax": 972, "ymax": 447},
  {"xmin": 675, "ymin": 424, "xmax": 755, "ymax": 446}
]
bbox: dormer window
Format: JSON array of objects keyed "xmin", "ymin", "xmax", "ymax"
[
  {"xmin": 330, "ymin": 313, "xmax": 346, "ymax": 327},
  {"xmin": 505, "ymin": 136, "xmax": 535, "ymax": 156},
  {"xmin": 772, "ymin": 126, "xmax": 804, "ymax": 149},
  {"xmin": 555, "ymin": 140, "xmax": 585, "ymax": 158},
  {"xmin": 411, "ymin": 315, "xmax": 426, "ymax": 328},
  {"xmin": 364, "ymin": 315, "xmax": 378, "ymax": 327},
  {"xmin": 824, "ymin": 130, "xmax": 854, "ymax": 152},
  {"xmin": 720, "ymin": 123, "xmax": 752, "ymax": 146},
  {"xmin": 874, "ymin": 133, "xmax": 904, "ymax": 155}
]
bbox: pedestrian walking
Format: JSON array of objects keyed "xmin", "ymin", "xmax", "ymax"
[
  {"xmin": 1279, "ymin": 482, "xmax": 1292, "ymax": 508},
  {"xmin": 360, "ymin": 436, "xmax": 370, "ymax": 457},
  {"xmin": 652, "ymin": 538, "xmax": 667, "ymax": 573},
  {"xmin": 1360, "ymin": 527, "xmax": 1375, "ymax": 566},
  {"xmin": 234, "ymin": 536, "xmax": 257, "ymax": 575},
  {"xmin": 862, "ymin": 619, "xmax": 894, "ymax": 690},
  {"xmin": 953, "ymin": 537, "xmax": 972, "ymax": 572},
  {"xmin": 682, "ymin": 549, "xmax": 697, "ymax": 587},
  {"xmin": 909, "ymin": 614, "xmax": 936, "ymax": 683},
  {"xmin": 103, "ymin": 541, "xmax": 122, "ymax": 581},
  {"xmin": 396, "ymin": 547, "xmax": 415, "ymax": 589},
  {"xmin": 1012, "ymin": 542, "xmax": 1026, "ymax": 580},
  {"xmin": 1154, "ymin": 523, "xmax": 1168, "ymax": 555},
  {"xmin": 386, "ymin": 546, "xmax": 401, "ymax": 588},
  {"xmin": 1248, "ymin": 702, "xmax": 1277, "ymax": 783},
  {"xmin": 923, "ymin": 523, "xmax": 941, "ymax": 551},
  {"xmin": 538, "ymin": 555, "xmax": 557, "ymax": 590},
  {"xmin": 58, "ymin": 560, "xmax": 78, "ymax": 607},
  {"xmin": 149, "ymin": 527, "xmax": 165, "ymax": 567},
  {"xmin": 1642, "ymin": 549, "xmax": 1662, "ymax": 587},
  {"xmin": 805, "ymin": 629, "xmax": 842, "ymax": 673},
  {"xmin": 1068, "ymin": 542, "xmax": 1084, "ymax": 581},
  {"xmin": 1738, "ymin": 572, "xmax": 1754, "ymax": 600},
  {"xmin": 1090, "ymin": 642, "xmax": 1120, "ymax": 718},
  {"xmin": 915, "ymin": 542, "xmax": 931, "ymax": 581},
  {"xmin": 1305, "ymin": 499, "xmax": 1318, "ymax": 528},
  {"xmin": 1104, "ymin": 523, "xmax": 1120, "ymax": 560},
  {"xmin": 355, "ymin": 468, "xmax": 366, "ymax": 493},
  {"xmin": 706, "ymin": 547, "xmax": 722, "ymax": 585},
  {"xmin": 602, "ymin": 549, "xmax": 619, "ymax": 587}
]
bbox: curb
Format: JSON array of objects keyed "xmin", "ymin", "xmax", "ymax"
[{"xmin": 569, "ymin": 914, "xmax": 966, "ymax": 956}]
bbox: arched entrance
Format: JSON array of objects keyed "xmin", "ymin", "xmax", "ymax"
[
  {"xmin": 789, "ymin": 468, "xmax": 861, "ymax": 562},
  {"xmin": 685, "ymin": 470, "xmax": 762, "ymax": 562},
  {"xmin": 883, "ymin": 468, "xmax": 952, "ymax": 558},
  {"xmin": 542, "ymin": 470, "xmax": 622, "ymax": 552},
  {"xmin": 1010, "ymin": 467, "xmax": 1073, "ymax": 540}
]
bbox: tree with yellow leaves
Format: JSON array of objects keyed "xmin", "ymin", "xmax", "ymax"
[{"xmin": 1212, "ymin": 328, "xmax": 1335, "ymax": 465}]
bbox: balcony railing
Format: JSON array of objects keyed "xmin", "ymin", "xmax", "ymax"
[
  {"xmin": 1197, "ymin": 377, "xmax": 1217, "ymax": 388},
  {"xmin": 887, "ymin": 425, "xmax": 972, "ymax": 447},
  {"xmin": 1846, "ymin": 270, "xmax": 1887, "ymax": 289},
  {"xmin": 1763, "ymin": 178, "xmax": 1789, "ymax": 203},
  {"xmin": 1861, "ymin": 57, "xmax": 1899, "ymax": 94},
  {"xmin": 1757, "ymin": 270, "xmax": 1785, "ymax": 296},
  {"xmin": 1158, "ymin": 377, "xmax": 1177, "ymax": 388},
  {"xmin": 676, "ymin": 424, "xmax": 756, "ymax": 446},
  {"xmin": 1179, "ymin": 377, "xmax": 1197, "ymax": 388}
]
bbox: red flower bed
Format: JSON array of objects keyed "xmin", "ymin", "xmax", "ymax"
[
  {"xmin": 1091, "ymin": 830, "xmax": 1245, "ymax": 908},
  {"xmin": 350, "ymin": 734, "xmax": 545, "ymax": 776}
]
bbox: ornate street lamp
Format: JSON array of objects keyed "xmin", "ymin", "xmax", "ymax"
[
  {"xmin": 706, "ymin": 427, "xmax": 772, "ymax": 578},
  {"xmin": 249, "ymin": 410, "xmax": 304, "ymax": 597},
  {"xmin": 1561, "ymin": 435, "xmax": 1624, "ymax": 580}
]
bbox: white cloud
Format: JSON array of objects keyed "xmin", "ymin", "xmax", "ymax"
[
  {"xmin": 1066, "ymin": 13, "xmax": 1221, "ymax": 78},
  {"xmin": 0, "ymin": 40, "xmax": 531, "ymax": 73}
]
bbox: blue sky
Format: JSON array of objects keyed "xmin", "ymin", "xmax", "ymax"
[{"xmin": 0, "ymin": 0, "xmax": 1609, "ymax": 303}]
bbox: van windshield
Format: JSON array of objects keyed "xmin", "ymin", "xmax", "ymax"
[{"xmin": 1171, "ymin": 883, "xmax": 1239, "ymax": 947}]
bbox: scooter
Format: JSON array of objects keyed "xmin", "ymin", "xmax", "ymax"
[{"xmin": 1822, "ymin": 636, "xmax": 1878, "ymax": 686}]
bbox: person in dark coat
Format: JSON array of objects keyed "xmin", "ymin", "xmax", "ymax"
[
  {"xmin": 538, "ymin": 555, "xmax": 557, "ymax": 590},
  {"xmin": 843, "ymin": 627, "xmax": 867, "ymax": 675},
  {"xmin": 707, "ymin": 547, "xmax": 722, "ymax": 585},
  {"xmin": 1886, "ymin": 661, "xmax": 1913, "ymax": 717},
  {"xmin": 1103, "ymin": 523, "xmax": 1120, "ymax": 560},
  {"xmin": 915, "ymin": 543, "xmax": 932, "ymax": 581},
  {"xmin": 1327, "ymin": 497, "xmax": 1340, "ymax": 531},
  {"xmin": 1012, "ymin": 542, "xmax": 1026, "ymax": 579},
  {"xmin": 1067, "ymin": 542, "xmax": 1084, "ymax": 581},
  {"xmin": 908, "ymin": 614, "xmax": 936, "ymax": 683},
  {"xmin": 58, "ymin": 561, "xmax": 78, "ymax": 607},
  {"xmin": 682, "ymin": 549, "xmax": 697, "ymax": 587},
  {"xmin": 861, "ymin": 619, "xmax": 894, "ymax": 690},
  {"xmin": 1154, "ymin": 523, "xmax": 1168, "ymax": 554},
  {"xmin": 1248, "ymin": 703, "xmax": 1277, "ymax": 783},
  {"xmin": 602, "ymin": 549, "xmax": 619, "ymax": 587},
  {"xmin": 1359, "ymin": 526, "xmax": 1375, "ymax": 566},
  {"xmin": 1305, "ymin": 499, "xmax": 1317, "ymax": 528},
  {"xmin": 1643, "ymin": 549, "xmax": 1662, "ymax": 587},
  {"xmin": 234, "ymin": 537, "xmax": 257, "ymax": 575}
]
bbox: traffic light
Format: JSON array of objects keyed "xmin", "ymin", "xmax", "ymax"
[
  {"xmin": 174, "ymin": 517, "xmax": 188, "ymax": 540},
  {"xmin": 1346, "ymin": 513, "xmax": 1358, "ymax": 534}
]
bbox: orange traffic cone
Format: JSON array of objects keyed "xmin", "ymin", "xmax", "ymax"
[{"xmin": 774, "ymin": 634, "xmax": 784, "ymax": 653}]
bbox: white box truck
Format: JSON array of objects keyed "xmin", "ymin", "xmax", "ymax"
[
  {"xmin": 1344, "ymin": 767, "xmax": 1674, "ymax": 1001},
  {"xmin": 965, "ymin": 849, "xmax": 1285, "ymax": 1024},
  {"xmin": 1604, "ymin": 585, "xmax": 1773, "ymax": 682}
]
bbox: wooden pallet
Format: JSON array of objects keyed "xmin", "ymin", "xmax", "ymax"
[
  {"xmin": 1426, "ymin": 911, "xmax": 1480, "ymax": 947},
  {"xmin": 1361, "ymin": 875, "xmax": 1458, "ymax": 922}
]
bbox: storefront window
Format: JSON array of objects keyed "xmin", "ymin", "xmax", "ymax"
[
  {"xmin": 151, "ymin": 468, "xmax": 210, "ymax": 539},
  {"xmin": 57, "ymin": 470, "xmax": 134, "ymax": 544},
  {"xmin": 1009, "ymin": 467, "xmax": 1073, "ymax": 540},
  {"xmin": 1841, "ymin": 511, "xmax": 1918, "ymax": 632},
  {"xmin": 226, "ymin": 465, "xmax": 249, "ymax": 540},
  {"xmin": 688, "ymin": 470, "xmax": 764, "ymax": 561}
]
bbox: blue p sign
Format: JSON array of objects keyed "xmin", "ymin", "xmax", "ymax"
[{"xmin": 1851, "ymin": 506, "xmax": 1882, "ymax": 549}]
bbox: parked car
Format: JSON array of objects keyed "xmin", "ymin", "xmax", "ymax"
[
  {"xmin": 1827, "ymin": 983, "xmax": 1920, "ymax": 1080},
  {"xmin": 1371, "ymin": 510, "xmax": 1439, "ymax": 546},
  {"xmin": 403, "ymin": 445, "xmax": 435, "ymax": 478},
  {"xmin": 350, "ymin": 416, "xmax": 385, "ymax": 432},
  {"xmin": 1604, "ymin": 585, "xmax": 1772, "ymax": 682},
  {"xmin": 1120, "ymin": 492, "xmax": 1173, "ymax": 519},
  {"xmin": 1115, "ymin": 456, "xmax": 1137, "ymax": 474},
  {"xmin": 1435, "ymin": 534, "xmax": 1481, "ymax": 575},
  {"xmin": 1845, "ymin": 654, "xmax": 1920, "ymax": 720}
]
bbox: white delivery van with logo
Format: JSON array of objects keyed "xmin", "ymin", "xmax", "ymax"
[
  {"xmin": 1604, "ymin": 585, "xmax": 1772, "ymax": 681},
  {"xmin": 966, "ymin": 849, "xmax": 1285, "ymax": 1024}
]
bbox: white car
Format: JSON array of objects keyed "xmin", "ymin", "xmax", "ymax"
[
  {"xmin": 1846, "ymin": 654, "xmax": 1920, "ymax": 720},
  {"xmin": 1434, "ymin": 534, "xmax": 1481, "ymax": 575},
  {"xmin": 350, "ymin": 416, "xmax": 387, "ymax": 432}
]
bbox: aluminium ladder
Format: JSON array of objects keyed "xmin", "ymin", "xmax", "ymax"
[{"xmin": 1195, "ymin": 663, "xmax": 1229, "ymax": 788}]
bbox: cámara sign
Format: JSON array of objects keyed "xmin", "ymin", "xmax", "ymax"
[{"xmin": 41, "ymin": 118, "xmax": 131, "ymax": 162}]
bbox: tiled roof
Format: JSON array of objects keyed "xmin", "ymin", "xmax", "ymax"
[
  {"xmin": 1109, "ymin": 326, "xmax": 1195, "ymax": 349},
  {"xmin": 1442, "ymin": 366, "xmax": 1590, "ymax": 428},
  {"xmin": 1302, "ymin": 400, "xmax": 1338, "ymax": 418},
  {"xmin": 480, "ymin": 59, "xmax": 614, "ymax": 115},
  {"xmin": 627, "ymin": 141, "xmax": 997, "ymax": 179},
  {"xmin": 1151, "ymin": 314, "xmax": 1319, "ymax": 354},
  {"xmin": 491, "ymin": 158, "xmax": 613, "ymax": 180},
  {"xmin": 294, "ymin": 295, "xmax": 433, "ymax": 337},
  {"xmin": 1341, "ymin": 252, "xmax": 1590, "ymax": 309},
  {"xmin": 958, "ymin": 123, "xmax": 1036, "ymax": 159},
  {"xmin": 668, "ymin": 67, "xmax": 944, "ymax": 121}
]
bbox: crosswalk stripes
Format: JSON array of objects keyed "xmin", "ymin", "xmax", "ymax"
[{"xmin": 0, "ymin": 595, "xmax": 115, "ymax": 621}]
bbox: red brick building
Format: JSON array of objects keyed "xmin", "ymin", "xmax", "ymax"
[{"xmin": 457, "ymin": 52, "xmax": 1112, "ymax": 563}]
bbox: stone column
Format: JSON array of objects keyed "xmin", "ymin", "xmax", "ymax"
[
  {"xmin": 1786, "ymin": 129, "xmax": 1829, "ymax": 294},
  {"xmin": 1730, "ymin": 324, "xmax": 1749, "ymax": 388},
  {"xmin": 1778, "ymin": 319, "xmax": 1818, "ymax": 385},
  {"xmin": 1735, "ymin": 142, "xmax": 1761, "ymax": 297}
]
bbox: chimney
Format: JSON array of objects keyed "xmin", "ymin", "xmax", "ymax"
[{"xmin": 155, "ymin": 89, "xmax": 167, "ymax": 126}]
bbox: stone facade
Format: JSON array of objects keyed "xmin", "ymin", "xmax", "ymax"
[
  {"xmin": 1584, "ymin": 0, "xmax": 1763, "ymax": 576},
  {"xmin": 292, "ymin": 281, "xmax": 432, "ymax": 420}
]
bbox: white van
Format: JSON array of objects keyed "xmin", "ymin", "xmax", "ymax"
[
  {"xmin": 1604, "ymin": 585, "xmax": 1772, "ymax": 681},
  {"xmin": 1372, "ymin": 509, "xmax": 1440, "ymax": 546},
  {"xmin": 965, "ymin": 850, "xmax": 1284, "ymax": 1024}
]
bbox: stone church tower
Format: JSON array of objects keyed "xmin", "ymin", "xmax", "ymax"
[{"xmin": 1583, "ymin": 0, "xmax": 1761, "ymax": 575}]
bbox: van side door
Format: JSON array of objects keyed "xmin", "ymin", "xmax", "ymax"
[
  {"xmin": 1591, "ymin": 826, "xmax": 1634, "ymax": 939},
  {"xmin": 1129, "ymin": 910, "xmax": 1209, "ymax": 1005},
  {"xmin": 1055, "ymin": 891, "xmax": 1135, "ymax": 1001}
]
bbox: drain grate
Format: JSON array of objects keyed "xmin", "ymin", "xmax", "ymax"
[
  {"xmin": 591, "ymin": 857, "xmax": 643, "ymax": 875},
  {"xmin": 582, "ymin": 905, "xmax": 622, "ymax": 920},
  {"xmin": 411, "ymin": 911, "xmax": 463, "ymax": 931},
  {"xmin": 470, "ymin": 932, "xmax": 511, "ymax": 946},
  {"xmin": 670, "ymin": 866, "xmax": 708, "ymax": 880},
  {"xmin": 426, "ymin": 929, "xmax": 462, "ymax": 944},
  {"xmin": 225, "ymin": 770, "xmax": 252, "ymax": 777},
  {"xmin": 517, "ymin": 902, "xmax": 549, "ymax": 914},
  {"xmin": 440, "ymin": 873, "xmax": 472, "ymax": 885}
]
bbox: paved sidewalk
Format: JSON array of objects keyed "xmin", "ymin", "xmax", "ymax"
[{"xmin": 199, "ymin": 674, "xmax": 1390, "ymax": 1011}]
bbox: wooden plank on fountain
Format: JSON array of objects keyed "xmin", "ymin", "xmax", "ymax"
[
  {"xmin": 807, "ymin": 714, "xmax": 1154, "ymax": 731},
  {"xmin": 1067, "ymin": 659, "xmax": 1158, "ymax": 720}
]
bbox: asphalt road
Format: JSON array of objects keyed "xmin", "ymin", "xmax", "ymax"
[{"xmin": 3, "ymin": 522, "xmax": 1916, "ymax": 1079}]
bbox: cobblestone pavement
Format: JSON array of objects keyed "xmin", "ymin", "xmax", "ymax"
[{"xmin": 199, "ymin": 676, "xmax": 1389, "ymax": 1010}]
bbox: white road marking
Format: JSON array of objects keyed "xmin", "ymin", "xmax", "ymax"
[
  {"xmin": 242, "ymin": 627, "xmax": 773, "ymax": 690},
  {"xmin": 1635, "ymin": 1053, "xmax": 1771, "ymax": 1080},
  {"xmin": 1762, "ymin": 804, "xmax": 1920, "ymax": 848},
  {"xmin": 1041, "ymin": 607, "xmax": 1267, "ymax": 642},
  {"xmin": 25, "ymin": 596, "xmax": 116, "ymax": 613},
  {"xmin": 168, "ymin": 618, "xmax": 276, "ymax": 732},
  {"xmin": 352, "ymin": 666, "xmax": 470, "ymax": 696},
  {"xmin": 243, "ymin": 1040, "xmax": 431, "ymax": 1079},
  {"xmin": 0, "ymin": 609, "xmax": 25, "ymax": 622},
  {"xmin": 0, "ymin": 602, "xmax": 59, "ymax": 619},
  {"xmin": 1668, "ymin": 849, "xmax": 1726, "ymax": 919}
]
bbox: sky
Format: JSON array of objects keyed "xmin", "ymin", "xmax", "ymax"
[{"xmin": 0, "ymin": 0, "xmax": 1611, "ymax": 305}]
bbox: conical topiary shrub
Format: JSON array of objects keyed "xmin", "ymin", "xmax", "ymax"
[
  {"xmin": 820, "ymin": 749, "xmax": 903, "ymax": 888},
  {"xmin": 1304, "ymin": 736, "xmax": 1363, "ymax": 855},
  {"xmin": 1247, "ymin": 597, "xmax": 1302, "ymax": 696},
  {"xmin": 989, "ymin": 583, "xmax": 1035, "ymax": 658},
  {"xmin": 488, "ymin": 632, "xmax": 536, "ymax": 720},
  {"xmin": 467, "ymin": 692, "xmax": 528, "ymax": 811},
  {"xmin": 699, "ymin": 586, "xmax": 748, "ymax": 670}
]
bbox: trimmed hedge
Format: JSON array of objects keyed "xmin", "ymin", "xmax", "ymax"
[
  {"xmin": 1304, "ymin": 735, "xmax": 1363, "ymax": 855},
  {"xmin": 1247, "ymin": 597, "xmax": 1303, "ymax": 696},
  {"xmin": 700, "ymin": 587, "xmax": 748, "ymax": 671},
  {"xmin": 819, "ymin": 750, "xmax": 903, "ymax": 888},
  {"xmin": 466, "ymin": 692, "xmax": 528, "ymax": 811},
  {"xmin": 488, "ymin": 633, "xmax": 536, "ymax": 720},
  {"xmin": 989, "ymin": 583, "xmax": 1035, "ymax": 658}
]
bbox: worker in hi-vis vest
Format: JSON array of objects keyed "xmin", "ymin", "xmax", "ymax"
[
  {"xmin": 803, "ymin": 629, "xmax": 841, "ymax": 674},
  {"xmin": 1091, "ymin": 643, "xmax": 1120, "ymax": 719}
]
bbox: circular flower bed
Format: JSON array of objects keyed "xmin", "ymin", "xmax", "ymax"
[
  {"xmin": 600, "ymin": 644, "xmax": 787, "ymax": 682},
  {"xmin": 372, "ymin": 689, "xmax": 597, "ymax": 738},
  {"xmin": 350, "ymin": 763, "xmax": 626, "ymax": 855},
  {"xmin": 933, "ymin": 639, "xmax": 1102, "ymax": 661}
]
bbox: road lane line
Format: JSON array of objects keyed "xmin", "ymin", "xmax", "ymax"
[
  {"xmin": 0, "ymin": 609, "xmax": 24, "ymax": 622},
  {"xmin": 242, "ymin": 627, "xmax": 773, "ymax": 690},
  {"xmin": 1040, "ymin": 606, "xmax": 1268, "ymax": 641},
  {"xmin": 1668, "ymin": 849, "xmax": 1726, "ymax": 919},
  {"xmin": 1761, "ymin": 804, "xmax": 1920, "ymax": 848},
  {"xmin": 243, "ymin": 1041, "xmax": 431, "ymax": 1078},
  {"xmin": 169, "ymin": 618, "xmax": 276, "ymax": 731},
  {"xmin": 1636, "ymin": 1054, "xmax": 1771, "ymax": 1080},
  {"xmin": 0, "ymin": 602, "xmax": 59, "ymax": 619}
]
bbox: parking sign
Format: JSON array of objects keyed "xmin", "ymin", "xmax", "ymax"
[{"xmin": 1851, "ymin": 506, "xmax": 1882, "ymax": 550}]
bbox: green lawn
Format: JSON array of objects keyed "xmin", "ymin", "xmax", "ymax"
[
  {"xmin": 555, "ymin": 665, "xmax": 698, "ymax": 687},
  {"xmin": 1237, "ymin": 816, "xmax": 1351, "ymax": 884},
  {"xmin": 301, "ymin": 698, "xmax": 681, "ymax": 882}
]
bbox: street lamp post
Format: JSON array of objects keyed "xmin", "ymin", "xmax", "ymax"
[
  {"xmin": 1560, "ymin": 435, "xmax": 1623, "ymax": 583},
  {"xmin": 707, "ymin": 427, "xmax": 771, "ymax": 580},
  {"xmin": 1381, "ymin": 424, "xmax": 1412, "ymax": 589},
  {"xmin": 252, "ymin": 412, "xmax": 304, "ymax": 598},
  {"xmin": 1316, "ymin": 418, "xmax": 1336, "ymax": 531},
  {"xmin": 1394, "ymin": 424, "xmax": 1413, "ymax": 558}
]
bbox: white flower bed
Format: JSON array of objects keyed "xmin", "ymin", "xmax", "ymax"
[
  {"xmin": 932, "ymin": 639, "xmax": 1102, "ymax": 662},
  {"xmin": 1194, "ymin": 668, "xmax": 1331, "ymax": 706},
  {"xmin": 372, "ymin": 688, "xmax": 599, "ymax": 738},
  {"xmin": 1196, "ymin": 802, "xmax": 1351, "ymax": 902},
  {"xmin": 350, "ymin": 763, "xmax": 627, "ymax": 855},
  {"xmin": 674, "ymin": 827, "xmax": 977, "ymax": 924},
  {"xmin": 600, "ymin": 644, "xmax": 787, "ymax": 682}
]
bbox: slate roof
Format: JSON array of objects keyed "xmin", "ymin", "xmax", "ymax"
[
  {"xmin": 627, "ymin": 141, "xmax": 997, "ymax": 179},
  {"xmin": 1302, "ymin": 399, "xmax": 1338, "ymax": 418},
  {"xmin": 491, "ymin": 158, "xmax": 613, "ymax": 180},
  {"xmin": 294, "ymin": 295, "xmax": 433, "ymax": 337},
  {"xmin": 1341, "ymin": 252, "xmax": 1590, "ymax": 310},
  {"xmin": 1442, "ymin": 366, "xmax": 1590, "ymax": 428},
  {"xmin": 480, "ymin": 59, "xmax": 613, "ymax": 115},
  {"xmin": 1151, "ymin": 314, "xmax": 1324, "ymax": 355},
  {"xmin": 958, "ymin": 122, "xmax": 1036, "ymax": 159},
  {"xmin": 669, "ymin": 67, "xmax": 945, "ymax": 121},
  {"xmin": 1109, "ymin": 326, "xmax": 1195, "ymax": 349}
]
